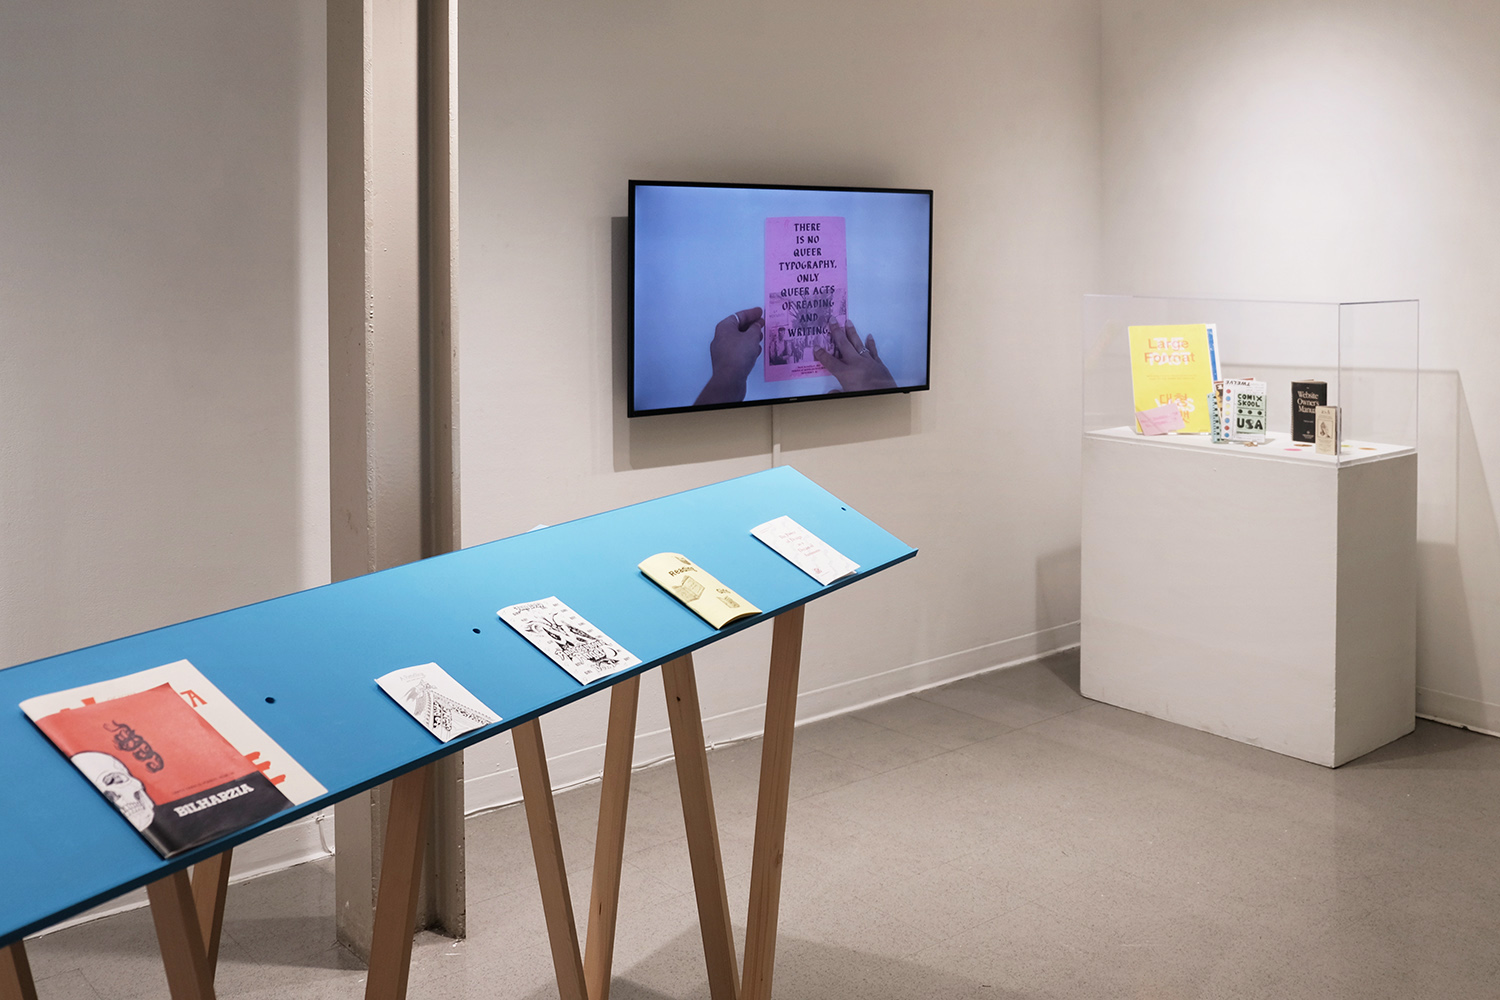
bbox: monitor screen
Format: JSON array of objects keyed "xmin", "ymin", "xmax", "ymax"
[{"xmin": 628, "ymin": 181, "xmax": 932, "ymax": 416}]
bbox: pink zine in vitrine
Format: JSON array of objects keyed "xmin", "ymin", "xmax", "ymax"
[{"xmin": 763, "ymin": 216, "xmax": 847, "ymax": 382}]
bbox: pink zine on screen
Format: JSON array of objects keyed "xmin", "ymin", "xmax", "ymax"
[{"xmin": 763, "ymin": 216, "xmax": 847, "ymax": 383}]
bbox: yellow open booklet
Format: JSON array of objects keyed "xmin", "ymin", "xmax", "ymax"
[
  {"xmin": 638, "ymin": 552, "xmax": 761, "ymax": 629},
  {"xmin": 1127, "ymin": 323, "xmax": 1218, "ymax": 435}
]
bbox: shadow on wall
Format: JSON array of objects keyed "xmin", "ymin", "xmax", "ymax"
[
  {"xmin": 608, "ymin": 217, "xmax": 919, "ymax": 472},
  {"xmin": 1036, "ymin": 544, "xmax": 1082, "ymax": 639},
  {"xmin": 1415, "ymin": 371, "xmax": 1500, "ymax": 731}
]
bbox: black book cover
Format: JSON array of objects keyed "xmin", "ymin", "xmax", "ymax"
[{"xmin": 1292, "ymin": 380, "xmax": 1328, "ymax": 443}]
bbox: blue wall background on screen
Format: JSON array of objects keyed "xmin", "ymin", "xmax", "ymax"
[{"xmin": 632, "ymin": 184, "xmax": 932, "ymax": 412}]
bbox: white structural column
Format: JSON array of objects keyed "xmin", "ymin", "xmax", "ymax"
[
  {"xmin": 417, "ymin": 0, "xmax": 463, "ymax": 937},
  {"xmin": 328, "ymin": 0, "xmax": 463, "ymax": 959},
  {"xmin": 419, "ymin": 0, "xmax": 460, "ymax": 564}
]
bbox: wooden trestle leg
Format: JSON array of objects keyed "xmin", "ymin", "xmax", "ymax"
[
  {"xmin": 526, "ymin": 607, "xmax": 808, "ymax": 1000},
  {"xmin": 1, "ymin": 942, "xmax": 37, "ymax": 1000},
  {"xmin": 584, "ymin": 675, "xmax": 641, "ymax": 1000},
  {"xmin": 147, "ymin": 870, "xmax": 217, "ymax": 1000},
  {"xmin": 140, "ymin": 847, "xmax": 234, "ymax": 1000},
  {"xmin": 662, "ymin": 653, "xmax": 740, "ymax": 1000},
  {"xmin": 515, "ymin": 718, "xmax": 588, "ymax": 1000},
  {"xmin": 365, "ymin": 765, "xmax": 434, "ymax": 1000},
  {"xmin": 191, "ymin": 850, "xmax": 233, "ymax": 977},
  {"xmin": 8, "ymin": 848, "xmax": 233, "ymax": 1000},
  {"xmin": 740, "ymin": 606, "xmax": 805, "ymax": 1000}
]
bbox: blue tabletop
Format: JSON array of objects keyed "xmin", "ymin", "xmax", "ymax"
[{"xmin": 0, "ymin": 466, "xmax": 915, "ymax": 945}]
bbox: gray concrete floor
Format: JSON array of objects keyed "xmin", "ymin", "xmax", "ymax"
[{"xmin": 22, "ymin": 649, "xmax": 1500, "ymax": 998}]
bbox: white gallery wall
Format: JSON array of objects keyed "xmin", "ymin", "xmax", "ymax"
[
  {"xmin": 455, "ymin": 0, "xmax": 1102, "ymax": 808},
  {"xmin": 1100, "ymin": 0, "xmax": 1500, "ymax": 731},
  {"xmin": 0, "ymin": 2, "xmax": 331, "ymax": 879},
  {"xmin": 7, "ymin": 0, "xmax": 1497, "ymax": 905}
]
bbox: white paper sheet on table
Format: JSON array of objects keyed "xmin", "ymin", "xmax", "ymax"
[
  {"xmin": 497, "ymin": 597, "xmax": 641, "ymax": 685},
  {"xmin": 376, "ymin": 662, "xmax": 499, "ymax": 742},
  {"xmin": 751, "ymin": 515, "xmax": 859, "ymax": 586}
]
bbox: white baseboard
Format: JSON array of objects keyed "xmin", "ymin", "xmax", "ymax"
[
  {"xmin": 463, "ymin": 621, "xmax": 1081, "ymax": 815},
  {"xmin": 1417, "ymin": 687, "xmax": 1500, "ymax": 739}
]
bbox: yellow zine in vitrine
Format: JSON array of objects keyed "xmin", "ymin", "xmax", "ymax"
[{"xmin": 1127, "ymin": 323, "xmax": 1219, "ymax": 434}]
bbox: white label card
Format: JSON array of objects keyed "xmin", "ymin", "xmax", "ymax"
[
  {"xmin": 497, "ymin": 597, "xmax": 642, "ymax": 685},
  {"xmin": 751, "ymin": 515, "xmax": 859, "ymax": 586},
  {"xmin": 376, "ymin": 663, "xmax": 499, "ymax": 743}
]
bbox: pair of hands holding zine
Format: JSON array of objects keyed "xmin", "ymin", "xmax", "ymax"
[{"xmin": 695, "ymin": 306, "xmax": 897, "ymax": 406}]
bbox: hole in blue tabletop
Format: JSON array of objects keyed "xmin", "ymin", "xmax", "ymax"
[
  {"xmin": 265, "ymin": 697, "xmax": 276, "ymax": 704},
  {"xmin": 473, "ymin": 628, "xmax": 481, "ymax": 634}
]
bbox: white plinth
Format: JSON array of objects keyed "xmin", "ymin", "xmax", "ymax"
[{"xmin": 1080, "ymin": 428, "xmax": 1417, "ymax": 767}]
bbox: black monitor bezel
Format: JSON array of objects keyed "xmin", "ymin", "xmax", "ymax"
[{"xmin": 627, "ymin": 179, "xmax": 934, "ymax": 418}]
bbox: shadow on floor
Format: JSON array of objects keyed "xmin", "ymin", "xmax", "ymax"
[
  {"xmin": 1343, "ymin": 718, "xmax": 1500, "ymax": 771},
  {"xmin": 517, "ymin": 928, "xmax": 1016, "ymax": 1000},
  {"xmin": 1040, "ymin": 649, "xmax": 1082, "ymax": 695}
]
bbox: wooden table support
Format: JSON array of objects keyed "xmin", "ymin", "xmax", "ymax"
[
  {"xmin": 523, "ymin": 608, "xmax": 809, "ymax": 1000},
  {"xmin": 147, "ymin": 870, "xmax": 217, "ymax": 1000},
  {"xmin": 583, "ymin": 676, "xmax": 641, "ymax": 1000},
  {"xmin": 191, "ymin": 850, "xmax": 233, "ymax": 976},
  {"xmin": 350, "ymin": 605, "xmax": 809, "ymax": 1000},
  {"xmin": 136, "ymin": 606, "xmax": 804, "ymax": 1000},
  {"xmin": 740, "ymin": 606, "xmax": 804, "ymax": 1000},
  {"xmin": 137, "ymin": 847, "xmax": 238, "ymax": 1000},
  {"xmin": 364, "ymin": 765, "xmax": 434, "ymax": 1000},
  {"xmin": 662, "ymin": 653, "xmax": 740, "ymax": 1000},
  {"xmin": 1, "ymin": 942, "xmax": 37, "ymax": 1000},
  {"xmin": 515, "ymin": 718, "xmax": 588, "ymax": 1000},
  {"xmin": 0, "ymin": 469, "xmax": 908, "ymax": 1000}
]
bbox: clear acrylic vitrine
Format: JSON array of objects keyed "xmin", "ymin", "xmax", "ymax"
[{"xmin": 1083, "ymin": 295, "xmax": 1418, "ymax": 464}]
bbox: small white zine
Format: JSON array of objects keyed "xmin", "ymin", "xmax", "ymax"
[
  {"xmin": 497, "ymin": 597, "xmax": 641, "ymax": 685},
  {"xmin": 751, "ymin": 515, "xmax": 859, "ymax": 586},
  {"xmin": 377, "ymin": 663, "xmax": 499, "ymax": 742}
]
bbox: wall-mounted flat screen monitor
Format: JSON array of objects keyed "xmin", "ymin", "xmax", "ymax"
[{"xmin": 629, "ymin": 180, "xmax": 932, "ymax": 417}]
